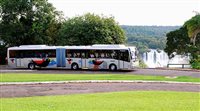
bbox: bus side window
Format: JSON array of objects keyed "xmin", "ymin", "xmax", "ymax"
[
  {"xmin": 81, "ymin": 50, "xmax": 87, "ymax": 58},
  {"xmin": 66, "ymin": 50, "xmax": 72, "ymax": 58},
  {"xmin": 73, "ymin": 52, "xmax": 76, "ymax": 58},
  {"xmin": 68, "ymin": 53, "xmax": 72, "ymax": 58},
  {"xmin": 9, "ymin": 50, "xmax": 16, "ymax": 58},
  {"xmin": 95, "ymin": 52, "xmax": 98, "ymax": 58},
  {"xmin": 47, "ymin": 50, "xmax": 56, "ymax": 58},
  {"xmin": 90, "ymin": 54, "xmax": 94, "ymax": 58},
  {"xmin": 76, "ymin": 52, "xmax": 80, "ymax": 58},
  {"xmin": 89, "ymin": 50, "xmax": 95, "ymax": 58},
  {"xmin": 105, "ymin": 52, "xmax": 110, "ymax": 58},
  {"xmin": 110, "ymin": 50, "xmax": 117, "ymax": 59},
  {"xmin": 100, "ymin": 53, "xmax": 104, "ymax": 58},
  {"xmin": 106, "ymin": 50, "xmax": 112, "ymax": 58},
  {"xmin": 85, "ymin": 50, "xmax": 89, "ymax": 58},
  {"xmin": 119, "ymin": 50, "xmax": 130, "ymax": 62}
]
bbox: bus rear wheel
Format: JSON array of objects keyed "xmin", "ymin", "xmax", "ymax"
[
  {"xmin": 28, "ymin": 63, "xmax": 35, "ymax": 70},
  {"xmin": 71, "ymin": 63, "xmax": 79, "ymax": 70},
  {"xmin": 109, "ymin": 64, "xmax": 117, "ymax": 71}
]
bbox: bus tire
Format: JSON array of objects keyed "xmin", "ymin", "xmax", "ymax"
[
  {"xmin": 28, "ymin": 63, "xmax": 35, "ymax": 70},
  {"xmin": 109, "ymin": 64, "xmax": 117, "ymax": 71},
  {"xmin": 71, "ymin": 63, "xmax": 79, "ymax": 70}
]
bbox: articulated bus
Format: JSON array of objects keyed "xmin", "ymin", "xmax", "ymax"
[{"xmin": 7, "ymin": 44, "xmax": 138, "ymax": 70}]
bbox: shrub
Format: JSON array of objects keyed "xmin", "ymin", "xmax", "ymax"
[{"xmin": 191, "ymin": 56, "xmax": 200, "ymax": 69}]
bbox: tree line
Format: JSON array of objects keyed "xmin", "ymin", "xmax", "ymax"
[
  {"xmin": 0, "ymin": 0, "xmax": 125, "ymax": 46},
  {"xmin": 0, "ymin": 0, "xmax": 125, "ymax": 64}
]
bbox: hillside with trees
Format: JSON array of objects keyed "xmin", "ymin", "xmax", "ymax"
[{"xmin": 121, "ymin": 25, "xmax": 180, "ymax": 53}]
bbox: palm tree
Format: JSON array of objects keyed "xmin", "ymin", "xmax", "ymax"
[{"xmin": 184, "ymin": 14, "xmax": 200, "ymax": 46}]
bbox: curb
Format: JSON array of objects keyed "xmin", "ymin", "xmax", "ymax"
[
  {"xmin": 0, "ymin": 80, "xmax": 200, "ymax": 85},
  {"xmin": 149, "ymin": 68, "xmax": 200, "ymax": 72}
]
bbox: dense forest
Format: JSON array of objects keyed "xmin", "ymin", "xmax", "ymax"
[{"xmin": 121, "ymin": 25, "xmax": 180, "ymax": 53}]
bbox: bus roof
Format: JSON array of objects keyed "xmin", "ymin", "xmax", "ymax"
[{"xmin": 8, "ymin": 44, "xmax": 132, "ymax": 50}]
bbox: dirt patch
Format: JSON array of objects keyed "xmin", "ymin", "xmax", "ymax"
[{"xmin": 0, "ymin": 82, "xmax": 199, "ymax": 98}]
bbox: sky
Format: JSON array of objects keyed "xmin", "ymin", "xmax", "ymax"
[{"xmin": 48, "ymin": 0, "xmax": 200, "ymax": 26}]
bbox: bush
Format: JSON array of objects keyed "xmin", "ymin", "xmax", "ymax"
[
  {"xmin": 191, "ymin": 56, "xmax": 200, "ymax": 69},
  {"xmin": 139, "ymin": 59, "xmax": 148, "ymax": 68},
  {"xmin": 0, "ymin": 45, "xmax": 7, "ymax": 65}
]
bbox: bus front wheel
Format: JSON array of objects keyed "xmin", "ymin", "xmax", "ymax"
[
  {"xmin": 28, "ymin": 63, "xmax": 35, "ymax": 70},
  {"xmin": 109, "ymin": 64, "xmax": 117, "ymax": 71}
]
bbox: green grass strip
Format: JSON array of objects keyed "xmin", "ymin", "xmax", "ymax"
[
  {"xmin": 1, "ymin": 91, "xmax": 199, "ymax": 111},
  {"xmin": 0, "ymin": 73, "xmax": 199, "ymax": 82}
]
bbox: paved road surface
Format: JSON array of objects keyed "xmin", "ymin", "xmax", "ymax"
[{"xmin": 1, "ymin": 67, "xmax": 200, "ymax": 78}]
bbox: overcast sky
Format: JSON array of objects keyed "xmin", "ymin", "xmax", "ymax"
[{"xmin": 48, "ymin": 0, "xmax": 200, "ymax": 26}]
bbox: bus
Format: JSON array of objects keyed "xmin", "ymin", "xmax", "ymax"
[{"xmin": 7, "ymin": 44, "xmax": 138, "ymax": 70}]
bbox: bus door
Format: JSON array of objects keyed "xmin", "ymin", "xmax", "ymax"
[
  {"xmin": 123, "ymin": 50, "xmax": 130, "ymax": 69},
  {"xmin": 81, "ymin": 50, "xmax": 88, "ymax": 69},
  {"xmin": 56, "ymin": 48, "xmax": 66, "ymax": 67},
  {"xmin": 118, "ymin": 50, "xmax": 129, "ymax": 69},
  {"xmin": 118, "ymin": 50, "xmax": 124, "ymax": 69},
  {"xmin": 119, "ymin": 60, "xmax": 124, "ymax": 69},
  {"xmin": 16, "ymin": 52, "xmax": 24, "ymax": 67},
  {"xmin": 16, "ymin": 58, "xmax": 22, "ymax": 67},
  {"xmin": 82, "ymin": 50, "xmax": 96, "ymax": 69},
  {"xmin": 81, "ymin": 58, "xmax": 87, "ymax": 69}
]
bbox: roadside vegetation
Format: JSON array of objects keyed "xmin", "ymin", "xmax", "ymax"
[
  {"xmin": 1, "ymin": 73, "xmax": 199, "ymax": 82},
  {"xmin": 165, "ymin": 14, "xmax": 200, "ymax": 69},
  {"xmin": 1, "ymin": 91, "xmax": 199, "ymax": 111}
]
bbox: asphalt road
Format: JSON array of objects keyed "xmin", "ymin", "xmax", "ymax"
[{"xmin": 1, "ymin": 67, "xmax": 200, "ymax": 78}]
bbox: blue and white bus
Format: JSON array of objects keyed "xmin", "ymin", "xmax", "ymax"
[{"xmin": 7, "ymin": 44, "xmax": 138, "ymax": 70}]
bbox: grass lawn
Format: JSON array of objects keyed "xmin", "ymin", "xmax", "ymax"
[
  {"xmin": 1, "ymin": 91, "xmax": 200, "ymax": 111},
  {"xmin": 0, "ymin": 73, "xmax": 199, "ymax": 82}
]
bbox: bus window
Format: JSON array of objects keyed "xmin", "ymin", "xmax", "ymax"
[
  {"xmin": 46, "ymin": 50, "xmax": 56, "ymax": 58},
  {"xmin": 77, "ymin": 52, "xmax": 80, "ymax": 58},
  {"xmin": 89, "ymin": 50, "xmax": 95, "ymax": 58},
  {"xmin": 104, "ymin": 50, "xmax": 110, "ymax": 58},
  {"xmin": 118, "ymin": 50, "xmax": 130, "ymax": 62},
  {"xmin": 68, "ymin": 53, "xmax": 72, "ymax": 58},
  {"xmin": 100, "ymin": 53, "xmax": 105, "ymax": 58},
  {"xmin": 90, "ymin": 54, "xmax": 94, "ymax": 58},
  {"xmin": 73, "ymin": 52, "xmax": 77, "ymax": 58},
  {"xmin": 66, "ymin": 50, "xmax": 82, "ymax": 58},
  {"xmin": 110, "ymin": 50, "xmax": 118, "ymax": 59},
  {"xmin": 123, "ymin": 50, "xmax": 130, "ymax": 62},
  {"xmin": 84, "ymin": 50, "xmax": 89, "ymax": 58},
  {"xmin": 81, "ymin": 52, "xmax": 85, "ymax": 58},
  {"xmin": 9, "ymin": 50, "xmax": 17, "ymax": 58},
  {"xmin": 66, "ymin": 50, "xmax": 72, "ymax": 58}
]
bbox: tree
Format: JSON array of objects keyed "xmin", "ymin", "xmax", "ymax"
[
  {"xmin": 58, "ymin": 13, "xmax": 125, "ymax": 45},
  {"xmin": 164, "ymin": 27, "xmax": 191, "ymax": 57},
  {"xmin": 165, "ymin": 26, "xmax": 200, "ymax": 69},
  {"xmin": 0, "ymin": 0, "xmax": 63, "ymax": 46},
  {"xmin": 184, "ymin": 14, "xmax": 200, "ymax": 46}
]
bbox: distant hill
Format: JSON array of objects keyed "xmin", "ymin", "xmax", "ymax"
[{"xmin": 121, "ymin": 25, "xmax": 180, "ymax": 53}]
